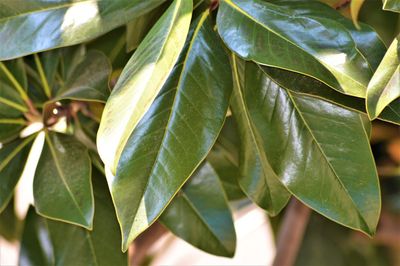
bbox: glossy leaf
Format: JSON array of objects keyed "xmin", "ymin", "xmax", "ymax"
[
  {"xmin": 109, "ymin": 11, "xmax": 232, "ymax": 251},
  {"xmin": 367, "ymin": 36, "xmax": 400, "ymax": 119},
  {"xmin": 0, "ymin": 199, "xmax": 20, "ymax": 242},
  {"xmin": 46, "ymin": 170, "xmax": 127, "ymax": 266},
  {"xmin": 0, "ymin": 136, "xmax": 34, "ymax": 212},
  {"xmin": 0, "ymin": 0, "xmax": 168, "ymax": 60},
  {"xmin": 97, "ymin": 0, "xmax": 193, "ymax": 173},
  {"xmin": 350, "ymin": 0, "xmax": 365, "ymax": 28},
  {"xmin": 19, "ymin": 207, "xmax": 54, "ymax": 266},
  {"xmin": 238, "ymin": 61, "xmax": 380, "ymax": 235},
  {"xmin": 55, "ymin": 50, "xmax": 111, "ymax": 102},
  {"xmin": 230, "ymin": 55, "xmax": 290, "ymax": 215},
  {"xmin": 33, "ymin": 132, "xmax": 94, "ymax": 229},
  {"xmin": 262, "ymin": 66, "xmax": 400, "ymax": 126},
  {"xmin": 217, "ymin": 0, "xmax": 384, "ymax": 97},
  {"xmin": 160, "ymin": 162, "xmax": 236, "ymax": 257},
  {"xmin": 383, "ymin": 0, "xmax": 400, "ymax": 12}
]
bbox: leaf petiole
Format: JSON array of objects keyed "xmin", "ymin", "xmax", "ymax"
[{"xmin": 33, "ymin": 54, "xmax": 52, "ymax": 99}]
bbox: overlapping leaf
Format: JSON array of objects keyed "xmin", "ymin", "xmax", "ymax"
[
  {"xmin": 230, "ymin": 56, "xmax": 290, "ymax": 215},
  {"xmin": 160, "ymin": 162, "xmax": 236, "ymax": 257},
  {"xmin": 33, "ymin": 132, "xmax": 94, "ymax": 229},
  {"xmin": 97, "ymin": 0, "xmax": 193, "ymax": 174},
  {"xmin": 109, "ymin": 11, "xmax": 232, "ymax": 251},
  {"xmin": 235, "ymin": 61, "xmax": 380, "ymax": 235},
  {"xmin": 0, "ymin": 0, "xmax": 168, "ymax": 60},
  {"xmin": 367, "ymin": 36, "xmax": 400, "ymax": 119},
  {"xmin": 217, "ymin": 0, "xmax": 385, "ymax": 98},
  {"xmin": 20, "ymin": 173, "xmax": 127, "ymax": 266},
  {"xmin": 0, "ymin": 136, "xmax": 34, "ymax": 212}
]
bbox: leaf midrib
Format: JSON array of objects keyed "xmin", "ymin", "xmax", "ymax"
[{"xmin": 0, "ymin": 134, "xmax": 34, "ymax": 172}]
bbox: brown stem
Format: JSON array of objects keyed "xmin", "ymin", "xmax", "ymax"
[
  {"xmin": 129, "ymin": 222, "xmax": 167, "ymax": 265},
  {"xmin": 273, "ymin": 198, "xmax": 311, "ymax": 266}
]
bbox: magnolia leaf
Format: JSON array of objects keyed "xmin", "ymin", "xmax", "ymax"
[
  {"xmin": 0, "ymin": 0, "xmax": 168, "ymax": 60},
  {"xmin": 109, "ymin": 11, "xmax": 232, "ymax": 251},
  {"xmin": 217, "ymin": 0, "xmax": 385, "ymax": 98},
  {"xmin": 160, "ymin": 162, "xmax": 236, "ymax": 257},
  {"xmin": 237, "ymin": 61, "xmax": 380, "ymax": 235},
  {"xmin": 367, "ymin": 35, "xmax": 400, "ymax": 119},
  {"xmin": 33, "ymin": 132, "xmax": 94, "ymax": 229},
  {"xmin": 97, "ymin": 0, "xmax": 193, "ymax": 174},
  {"xmin": 230, "ymin": 55, "xmax": 290, "ymax": 215}
]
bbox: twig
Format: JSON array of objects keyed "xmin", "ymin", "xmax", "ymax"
[{"xmin": 273, "ymin": 198, "xmax": 311, "ymax": 266}]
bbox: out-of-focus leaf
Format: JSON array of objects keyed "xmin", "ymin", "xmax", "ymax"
[
  {"xmin": 239, "ymin": 61, "xmax": 380, "ymax": 236},
  {"xmin": 160, "ymin": 162, "xmax": 236, "ymax": 257},
  {"xmin": 0, "ymin": 136, "xmax": 34, "ymax": 212},
  {"xmin": 55, "ymin": 51, "xmax": 111, "ymax": 103},
  {"xmin": 217, "ymin": 0, "xmax": 385, "ymax": 98},
  {"xmin": 350, "ymin": 0, "xmax": 365, "ymax": 28},
  {"xmin": 262, "ymin": 66, "xmax": 400, "ymax": 126},
  {"xmin": 383, "ymin": 0, "xmax": 400, "ymax": 12},
  {"xmin": 0, "ymin": 0, "xmax": 168, "ymax": 60},
  {"xmin": 367, "ymin": 36, "xmax": 400, "ymax": 119},
  {"xmin": 33, "ymin": 132, "xmax": 94, "ymax": 229},
  {"xmin": 109, "ymin": 11, "xmax": 232, "ymax": 251},
  {"xmin": 19, "ymin": 207, "xmax": 54, "ymax": 266},
  {"xmin": 0, "ymin": 199, "xmax": 20, "ymax": 241},
  {"xmin": 97, "ymin": 0, "xmax": 193, "ymax": 174},
  {"xmin": 230, "ymin": 56, "xmax": 290, "ymax": 215},
  {"xmin": 0, "ymin": 81, "xmax": 27, "ymax": 117}
]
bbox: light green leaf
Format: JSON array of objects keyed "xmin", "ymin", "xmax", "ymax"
[
  {"xmin": 109, "ymin": 11, "xmax": 232, "ymax": 251},
  {"xmin": 33, "ymin": 132, "xmax": 94, "ymax": 229},
  {"xmin": 55, "ymin": 50, "xmax": 111, "ymax": 103},
  {"xmin": 383, "ymin": 0, "xmax": 400, "ymax": 12},
  {"xmin": 238, "ymin": 61, "xmax": 380, "ymax": 236},
  {"xmin": 367, "ymin": 35, "xmax": 400, "ymax": 119},
  {"xmin": 97, "ymin": 0, "xmax": 193, "ymax": 174},
  {"xmin": 230, "ymin": 55, "xmax": 290, "ymax": 215},
  {"xmin": 217, "ymin": 0, "xmax": 384, "ymax": 97},
  {"xmin": 0, "ymin": 136, "xmax": 34, "ymax": 212},
  {"xmin": 0, "ymin": 0, "xmax": 168, "ymax": 60},
  {"xmin": 350, "ymin": 0, "xmax": 365, "ymax": 28},
  {"xmin": 160, "ymin": 162, "xmax": 236, "ymax": 257}
]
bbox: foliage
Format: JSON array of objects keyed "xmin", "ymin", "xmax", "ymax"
[{"xmin": 0, "ymin": 0, "xmax": 399, "ymax": 264}]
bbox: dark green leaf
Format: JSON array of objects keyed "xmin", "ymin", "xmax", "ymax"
[
  {"xmin": 0, "ymin": 136, "xmax": 34, "ymax": 212},
  {"xmin": 33, "ymin": 132, "xmax": 94, "ymax": 229},
  {"xmin": 160, "ymin": 162, "xmax": 236, "ymax": 257},
  {"xmin": 237, "ymin": 61, "xmax": 380, "ymax": 235},
  {"xmin": 97, "ymin": 0, "xmax": 193, "ymax": 173},
  {"xmin": 55, "ymin": 50, "xmax": 111, "ymax": 103},
  {"xmin": 109, "ymin": 11, "xmax": 232, "ymax": 251},
  {"xmin": 367, "ymin": 35, "xmax": 400, "ymax": 119},
  {"xmin": 230, "ymin": 56, "xmax": 290, "ymax": 215},
  {"xmin": 0, "ymin": 199, "xmax": 20, "ymax": 241},
  {"xmin": 217, "ymin": 0, "xmax": 384, "ymax": 97},
  {"xmin": 19, "ymin": 207, "xmax": 54, "ymax": 266},
  {"xmin": 0, "ymin": 0, "xmax": 168, "ymax": 60}
]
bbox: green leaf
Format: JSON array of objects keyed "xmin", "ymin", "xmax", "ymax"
[
  {"xmin": 0, "ymin": 120, "xmax": 25, "ymax": 144},
  {"xmin": 109, "ymin": 11, "xmax": 232, "ymax": 251},
  {"xmin": 207, "ymin": 117, "xmax": 246, "ymax": 201},
  {"xmin": 0, "ymin": 81, "xmax": 27, "ymax": 116},
  {"xmin": 55, "ymin": 50, "xmax": 111, "ymax": 103},
  {"xmin": 160, "ymin": 162, "xmax": 236, "ymax": 257},
  {"xmin": 97, "ymin": 0, "xmax": 193, "ymax": 174},
  {"xmin": 33, "ymin": 132, "xmax": 94, "ymax": 229},
  {"xmin": 19, "ymin": 207, "xmax": 54, "ymax": 266},
  {"xmin": 0, "ymin": 199, "xmax": 21, "ymax": 242},
  {"xmin": 367, "ymin": 36, "xmax": 400, "ymax": 119},
  {"xmin": 0, "ymin": 0, "xmax": 169, "ymax": 60},
  {"xmin": 383, "ymin": 0, "xmax": 400, "ymax": 12},
  {"xmin": 261, "ymin": 65, "xmax": 400, "ymax": 126},
  {"xmin": 239, "ymin": 61, "xmax": 380, "ymax": 236},
  {"xmin": 217, "ymin": 0, "xmax": 384, "ymax": 98},
  {"xmin": 230, "ymin": 55, "xmax": 290, "ymax": 215},
  {"xmin": 20, "ymin": 173, "xmax": 127, "ymax": 266},
  {"xmin": 0, "ymin": 136, "xmax": 34, "ymax": 212},
  {"xmin": 350, "ymin": 0, "xmax": 365, "ymax": 28},
  {"xmin": 46, "ymin": 170, "xmax": 128, "ymax": 266}
]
